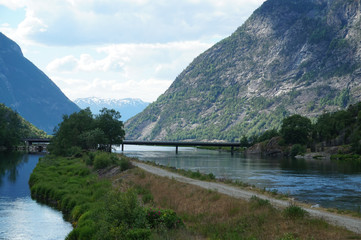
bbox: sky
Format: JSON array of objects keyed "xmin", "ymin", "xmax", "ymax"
[{"xmin": 0, "ymin": 0, "xmax": 266, "ymax": 103}]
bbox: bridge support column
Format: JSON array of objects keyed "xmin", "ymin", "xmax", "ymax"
[
  {"xmin": 231, "ymin": 146, "xmax": 234, "ymax": 155},
  {"xmin": 176, "ymin": 146, "xmax": 178, "ymax": 154},
  {"xmin": 121, "ymin": 143, "xmax": 124, "ymax": 152},
  {"xmin": 25, "ymin": 140, "xmax": 30, "ymax": 153}
]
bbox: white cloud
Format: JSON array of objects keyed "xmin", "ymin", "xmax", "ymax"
[
  {"xmin": 1, "ymin": 0, "xmax": 266, "ymax": 46},
  {"xmin": 46, "ymin": 41, "xmax": 211, "ymax": 102},
  {"xmin": 1, "ymin": 0, "xmax": 266, "ymax": 102}
]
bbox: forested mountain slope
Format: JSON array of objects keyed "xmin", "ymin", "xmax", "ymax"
[
  {"xmin": 0, "ymin": 33, "xmax": 79, "ymax": 133},
  {"xmin": 0, "ymin": 103, "xmax": 48, "ymax": 149},
  {"xmin": 126, "ymin": 0, "xmax": 361, "ymax": 141}
]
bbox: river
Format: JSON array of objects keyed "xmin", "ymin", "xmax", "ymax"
[
  {"xmin": 0, "ymin": 152, "xmax": 72, "ymax": 240},
  {"xmin": 120, "ymin": 145, "xmax": 361, "ymax": 212}
]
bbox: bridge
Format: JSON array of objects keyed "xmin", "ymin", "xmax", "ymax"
[
  {"xmin": 21, "ymin": 139, "xmax": 241, "ymax": 154},
  {"xmin": 121, "ymin": 140, "xmax": 241, "ymax": 154},
  {"xmin": 22, "ymin": 138, "xmax": 51, "ymax": 153}
]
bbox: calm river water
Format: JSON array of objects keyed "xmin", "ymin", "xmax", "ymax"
[
  {"xmin": 120, "ymin": 145, "xmax": 361, "ymax": 212},
  {"xmin": 0, "ymin": 152, "xmax": 72, "ymax": 240}
]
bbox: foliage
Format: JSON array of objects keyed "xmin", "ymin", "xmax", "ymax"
[
  {"xmin": 283, "ymin": 205, "xmax": 308, "ymax": 220},
  {"xmin": 290, "ymin": 144, "xmax": 307, "ymax": 157},
  {"xmin": 0, "ymin": 103, "xmax": 48, "ymax": 150},
  {"xmin": 29, "ymin": 154, "xmax": 183, "ymax": 240},
  {"xmin": 145, "ymin": 208, "xmax": 184, "ymax": 229},
  {"xmin": 281, "ymin": 115, "xmax": 312, "ymax": 145},
  {"xmin": 49, "ymin": 107, "xmax": 124, "ymax": 156},
  {"xmin": 93, "ymin": 152, "xmax": 115, "ymax": 170}
]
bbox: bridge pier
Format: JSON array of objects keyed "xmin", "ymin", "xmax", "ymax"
[
  {"xmin": 176, "ymin": 145, "xmax": 178, "ymax": 154},
  {"xmin": 122, "ymin": 143, "xmax": 124, "ymax": 152}
]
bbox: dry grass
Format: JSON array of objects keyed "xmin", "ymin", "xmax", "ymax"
[{"xmin": 111, "ymin": 167, "xmax": 361, "ymax": 240}]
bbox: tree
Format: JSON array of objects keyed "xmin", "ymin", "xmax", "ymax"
[
  {"xmin": 280, "ymin": 115, "xmax": 312, "ymax": 145},
  {"xmin": 49, "ymin": 108, "xmax": 94, "ymax": 155},
  {"xmin": 96, "ymin": 108, "xmax": 125, "ymax": 152},
  {"xmin": 49, "ymin": 108, "xmax": 125, "ymax": 155}
]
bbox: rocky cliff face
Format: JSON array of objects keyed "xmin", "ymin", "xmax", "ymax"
[
  {"xmin": 126, "ymin": 0, "xmax": 361, "ymax": 141},
  {"xmin": 0, "ymin": 33, "xmax": 80, "ymax": 133}
]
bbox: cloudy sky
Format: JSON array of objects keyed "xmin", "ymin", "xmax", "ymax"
[{"xmin": 0, "ymin": 0, "xmax": 265, "ymax": 102}]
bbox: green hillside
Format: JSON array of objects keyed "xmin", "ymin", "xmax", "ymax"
[
  {"xmin": 125, "ymin": 0, "xmax": 361, "ymax": 141},
  {"xmin": 0, "ymin": 103, "xmax": 48, "ymax": 150}
]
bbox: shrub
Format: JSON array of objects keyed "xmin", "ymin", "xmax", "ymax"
[
  {"xmin": 250, "ymin": 195, "xmax": 271, "ymax": 208},
  {"xmin": 93, "ymin": 152, "xmax": 112, "ymax": 169},
  {"xmin": 290, "ymin": 144, "xmax": 306, "ymax": 157},
  {"xmin": 283, "ymin": 205, "xmax": 308, "ymax": 219},
  {"xmin": 119, "ymin": 156, "xmax": 132, "ymax": 171},
  {"xmin": 146, "ymin": 208, "xmax": 183, "ymax": 229}
]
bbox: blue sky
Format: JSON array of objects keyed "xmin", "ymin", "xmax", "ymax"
[{"xmin": 0, "ymin": 0, "xmax": 265, "ymax": 102}]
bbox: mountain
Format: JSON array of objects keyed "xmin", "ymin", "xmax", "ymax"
[
  {"xmin": 74, "ymin": 97, "xmax": 149, "ymax": 121},
  {"xmin": 125, "ymin": 0, "xmax": 361, "ymax": 142},
  {"xmin": 0, "ymin": 33, "xmax": 80, "ymax": 133},
  {"xmin": 0, "ymin": 103, "xmax": 48, "ymax": 149}
]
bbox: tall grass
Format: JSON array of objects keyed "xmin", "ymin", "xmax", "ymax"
[
  {"xmin": 29, "ymin": 153, "xmax": 183, "ymax": 240},
  {"xmin": 117, "ymin": 167, "xmax": 361, "ymax": 240}
]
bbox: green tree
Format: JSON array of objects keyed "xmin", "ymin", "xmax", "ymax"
[
  {"xmin": 281, "ymin": 115, "xmax": 312, "ymax": 145},
  {"xmin": 240, "ymin": 135, "xmax": 250, "ymax": 147},
  {"xmin": 49, "ymin": 108, "xmax": 95, "ymax": 155},
  {"xmin": 96, "ymin": 108, "xmax": 125, "ymax": 152}
]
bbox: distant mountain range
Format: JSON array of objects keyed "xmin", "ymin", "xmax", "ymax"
[
  {"xmin": 0, "ymin": 32, "xmax": 80, "ymax": 134},
  {"xmin": 74, "ymin": 97, "xmax": 149, "ymax": 121},
  {"xmin": 125, "ymin": 0, "xmax": 361, "ymax": 141}
]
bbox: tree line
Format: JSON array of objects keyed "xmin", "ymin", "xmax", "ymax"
[
  {"xmin": 0, "ymin": 103, "xmax": 48, "ymax": 150},
  {"xmin": 241, "ymin": 102, "xmax": 361, "ymax": 154}
]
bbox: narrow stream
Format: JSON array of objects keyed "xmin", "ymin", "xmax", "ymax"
[{"xmin": 0, "ymin": 152, "xmax": 72, "ymax": 240}]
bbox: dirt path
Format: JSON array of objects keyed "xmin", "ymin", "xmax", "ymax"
[{"xmin": 132, "ymin": 161, "xmax": 361, "ymax": 234}]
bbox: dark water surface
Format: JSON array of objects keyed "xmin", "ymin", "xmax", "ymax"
[
  {"xmin": 0, "ymin": 152, "xmax": 72, "ymax": 240},
  {"xmin": 121, "ymin": 145, "xmax": 361, "ymax": 212}
]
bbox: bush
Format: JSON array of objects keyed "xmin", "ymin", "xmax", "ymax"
[
  {"xmin": 283, "ymin": 205, "xmax": 308, "ymax": 219},
  {"xmin": 290, "ymin": 144, "xmax": 306, "ymax": 157},
  {"xmin": 146, "ymin": 208, "xmax": 183, "ymax": 229},
  {"xmin": 93, "ymin": 152, "xmax": 113, "ymax": 169},
  {"xmin": 119, "ymin": 156, "xmax": 132, "ymax": 171},
  {"xmin": 250, "ymin": 195, "xmax": 271, "ymax": 208}
]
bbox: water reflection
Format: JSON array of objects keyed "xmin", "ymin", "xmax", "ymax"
[
  {"xmin": 0, "ymin": 152, "xmax": 28, "ymax": 186},
  {"xmin": 121, "ymin": 146, "xmax": 361, "ymax": 211},
  {"xmin": 0, "ymin": 153, "xmax": 72, "ymax": 240}
]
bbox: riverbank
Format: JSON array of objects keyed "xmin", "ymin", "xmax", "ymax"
[
  {"xmin": 29, "ymin": 153, "xmax": 184, "ymax": 240},
  {"xmin": 110, "ymin": 157, "xmax": 361, "ymax": 239},
  {"xmin": 29, "ymin": 152, "xmax": 361, "ymax": 239},
  {"xmin": 130, "ymin": 161, "xmax": 361, "ymax": 234}
]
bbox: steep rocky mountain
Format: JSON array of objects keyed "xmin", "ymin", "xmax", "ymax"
[
  {"xmin": 74, "ymin": 97, "xmax": 149, "ymax": 121},
  {"xmin": 126, "ymin": 0, "xmax": 361, "ymax": 142},
  {"xmin": 0, "ymin": 33, "xmax": 80, "ymax": 133}
]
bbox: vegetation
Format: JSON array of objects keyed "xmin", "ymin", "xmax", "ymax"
[
  {"xmin": 49, "ymin": 108, "xmax": 124, "ymax": 156},
  {"xmin": 117, "ymin": 166, "xmax": 360, "ymax": 239},
  {"xmin": 0, "ymin": 103, "xmax": 48, "ymax": 150},
  {"xmin": 29, "ymin": 153, "xmax": 183, "ymax": 240},
  {"xmin": 238, "ymin": 101, "xmax": 361, "ymax": 158}
]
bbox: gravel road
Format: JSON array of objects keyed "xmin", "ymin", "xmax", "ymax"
[{"xmin": 132, "ymin": 161, "xmax": 361, "ymax": 234}]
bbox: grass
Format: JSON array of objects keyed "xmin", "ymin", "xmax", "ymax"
[
  {"xmin": 113, "ymin": 165, "xmax": 361, "ymax": 240},
  {"xmin": 136, "ymin": 159, "xmax": 291, "ymax": 200},
  {"xmin": 29, "ymin": 153, "xmax": 184, "ymax": 240}
]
